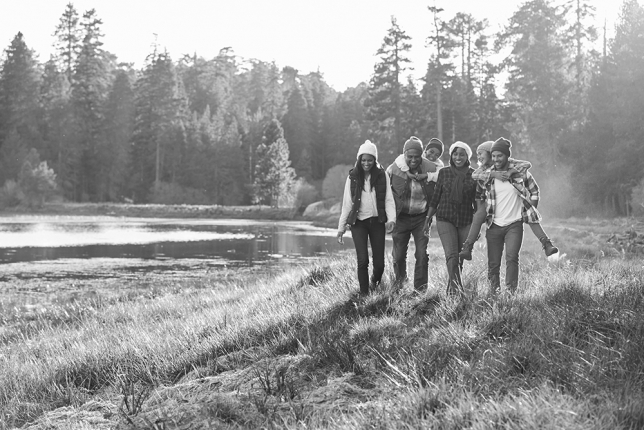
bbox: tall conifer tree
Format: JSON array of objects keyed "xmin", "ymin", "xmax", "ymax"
[
  {"xmin": 365, "ymin": 16, "xmax": 412, "ymax": 161},
  {"xmin": 0, "ymin": 32, "xmax": 43, "ymax": 185}
]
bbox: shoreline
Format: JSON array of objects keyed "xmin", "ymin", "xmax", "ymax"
[{"xmin": 0, "ymin": 201, "xmax": 340, "ymax": 228}]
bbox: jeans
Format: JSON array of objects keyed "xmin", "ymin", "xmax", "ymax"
[
  {"xmin": 437, "ymin": 220, "xmax": 471, "ymax": 295},
  {"xmin": 528, "ymin": 222, "xmax": 548, "ymax": 242},
  {"xmin": 486, "ymin": 220, "xmax": 524, "ymax": 293},
  {"xmin": 350, "ymin": 217, "xmax": 386, "ymax": 295},
  {"xmin": 392, "ymin": 212, "xmax": 429, "ymax": 290}
]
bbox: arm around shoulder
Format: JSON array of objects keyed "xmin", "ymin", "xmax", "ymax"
[{"xmin": 509, "ymin": 158, "xmax": 532, "ymax": 174}]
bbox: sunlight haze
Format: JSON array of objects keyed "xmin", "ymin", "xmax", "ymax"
[{"xmin": 0, "ymin": 0, "xmax": 623, "ymax": 91}]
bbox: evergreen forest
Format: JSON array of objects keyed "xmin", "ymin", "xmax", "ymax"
[{"xmin": 1, "ymin": 0, "xmax": 643, "ymax": 216}]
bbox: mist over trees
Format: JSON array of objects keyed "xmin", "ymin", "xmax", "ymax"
[{"xmin": 0, "ymin": 0, "xmax": 642, "ymax": 215}]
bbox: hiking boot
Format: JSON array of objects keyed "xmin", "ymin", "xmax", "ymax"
[
  {"xmin": 540, "ymin": 238, "xmax": 559, "ymax": 257},
  {"xmin": 459, "ymin": 240, "xmax": 474, "ymax": 261}
]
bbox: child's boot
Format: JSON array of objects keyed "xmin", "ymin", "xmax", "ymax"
[
  {"xmin": 459, "ymin": 240, "xmax": 474, "ymax": 261},
  {"xmin": 540, "ymin": 237, "xmax": 559, "ymax": 257}
]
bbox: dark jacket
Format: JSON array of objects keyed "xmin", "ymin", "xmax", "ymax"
[
  {"xmin": 386, "ymin": 158, "xmax": 436, "ymax": 216},
  {"xmin": 428, "ymin": 166, "xmax": 477, "ymax": 227},
  {"xmin": 346, "ymin": 167, "xmax": 388, "ymax": 225}
]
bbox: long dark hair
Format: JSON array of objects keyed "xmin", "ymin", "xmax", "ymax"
[{"xmin": 354, "ymin": 155, "xmax": 381, "ymax": 191}]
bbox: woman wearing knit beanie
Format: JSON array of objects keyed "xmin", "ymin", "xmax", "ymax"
[
  {"xmin": 423, "ymin": 141, "xmax": 477, "ymax": 296},
  {"xmin": 337, "ymin": 140, "xmax": 396, "ymax": 296}
]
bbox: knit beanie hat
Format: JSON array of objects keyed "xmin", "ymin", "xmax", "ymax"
[
  {"xmin": 357, "ymin": 140, "xmax": 378, "ymax": 161},
  {"xmin": 403, "ymin": 136, "xmax": 423, "ymax": 153},
  {"xmin": 425, "ymin": 138, "xmax": 444, "ymax": 156},
  {"xmin": 449, "ymin": 141, "xmax": 473, "ymax": 160},
  {"xmin": 490, "ymin": 137, "xmax": 512, "ymax": 157},
  {"xmin": 477, "ymin": 141, "xmax": 494, "ymax": 153}
]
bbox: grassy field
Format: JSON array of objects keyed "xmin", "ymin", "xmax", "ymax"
[{"xmin": 1, "ymin": 218, "xmax": 644, "ymax": 429}]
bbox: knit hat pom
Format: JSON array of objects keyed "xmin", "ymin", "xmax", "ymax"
[{"xmin": 357, "ymin": 140, "xmax": 378, "ymax": 161}]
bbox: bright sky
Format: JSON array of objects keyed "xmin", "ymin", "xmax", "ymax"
[{"xmin": 0, "ymin": 0, "xmax": 623, "ymax": 91}]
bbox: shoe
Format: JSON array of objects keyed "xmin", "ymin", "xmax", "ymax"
[
  {"xmin": 541, "ymin": 238, "xmax": 559, "ymax": 257},
  {"xmin": 459, "ymin": 241, "xmax": 474, "ymax": 261}
]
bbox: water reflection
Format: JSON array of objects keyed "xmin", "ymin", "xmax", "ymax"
[{"xmin": 0, "ymin": 217, "xmax": 352, "ymax": 266}]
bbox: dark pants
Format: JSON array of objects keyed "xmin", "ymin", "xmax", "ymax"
[
  {"xmin": 392, "ymin": 212, "xmax": 429, "ymax": 290},
  {"xmin": 437, "ymin": 220, "xmax": 471, "ymax": 295},
  {"xmin": 350, "ymin": 217, "xmax": 386, "ymax": 295},
  {"xmin": 486, "ymin": 220, "xmax": 524, "ymax": 293}
]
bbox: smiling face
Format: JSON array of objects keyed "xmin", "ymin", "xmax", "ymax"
[
  {"xmin": 424, "ymin": 147, "xmax": 441, "ymax": 162},
  {"xmin": 451, "ymin": 148, "xmax": 469, "ymax": 167},
  {"xmin": 491, "ymin": 151, "xmax": 509, "ymax": 170},
  {"xmin": 477, "ymin": 149, "xmax": 491, "ymax": 167},
  {"xmin": 404, "ymin": 149, "xmax": 422, "ymax": 170},
  {"xmin": 360, "ymin": 154, "xmax": 376, "ymax": 173}
]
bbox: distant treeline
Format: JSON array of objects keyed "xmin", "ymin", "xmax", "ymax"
[{"xmin": 1, "ymin": 1, "xmax": 643, "ymax": 215}]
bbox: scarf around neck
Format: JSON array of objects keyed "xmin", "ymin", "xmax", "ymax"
[{"xmin": 449, "ymin": 165, "xmax": 469, "ymax": 204}]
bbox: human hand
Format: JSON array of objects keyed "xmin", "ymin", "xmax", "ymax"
[
  {"xmin": 493, "ymin": 171, "xmax": 511, "ymax": 181},
  {"xmin": 507, "ymin": 168, "xmax": 519, "ymax": 179},
  {"xmin": 385, "ymin": 221, "xmax": 395, "ymax": 233},
  {"xmin": 337, "ymin": 228, "xmax": 346, "ymax": 244},
  {"xmin": 423, "ymin": 217, "xmax": 432, "ymax": 237}
]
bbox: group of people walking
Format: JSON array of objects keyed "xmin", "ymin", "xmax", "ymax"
[{"xmin": 337, "ymin": 136, "xmax": 559, "ymax": 297}]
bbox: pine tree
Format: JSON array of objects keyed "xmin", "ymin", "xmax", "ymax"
[
  {"xmin": 282, "ymin": 84, "xmax": 312, "ymax": 178},
  {"xmin": 300, "ymin": 71, "xmax": 335, "ymax": 180},
  {"xmin": 424, "ymin": 6, "xmax": 455, "ymax": 142},
  {"xmin": 101, "ymin": 67, "xmax": 135, "ymax": 200},
  {"xmin": 253, "ymin": 119, "xmax": 295, "ymax": 207},
  {"xmin": 365, "ymin": 16, "xmax": 412, "ymax": 161},
  {"xmin": 71, "ymin": 8, "xmax": 113, "ymax": 201},
  {"xmin": 53, "ymin": 2, "xmax": 82, "ymax": 82},
  {"xmin": 563, "ymin": 0, "xmax": 598, "ymax": 122},
  {"xmin": 497, "ymin": 0, "xmax": 571, "ymax": 166},
  {"xmin": 0, "ymin": 32, "xmax": 43, "ymax": 185},
  {"xmin": 130, "ymin": 51, "xmax": 188, "ymax": 202},
  {"xmin": 445, "ymin": 12, "xmax": 489, "ymax": 143},
  {"xmin": 40, "ymin": 58, "xmax": 78, "ymax": 200},
  {"xmin": 575, "ymin": 0, "xmax": 644, "ymax": 214}
]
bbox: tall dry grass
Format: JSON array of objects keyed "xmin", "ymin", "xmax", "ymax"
[{"xmin": 1, "ymin": 227, "xmax": 643, "ymax": 429}]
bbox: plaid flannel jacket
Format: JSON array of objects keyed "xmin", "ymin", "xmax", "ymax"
[
  {"xmin": 428, "ymin": 167, "xmax": 477, "ymax": 227},
  {"xmin": 475, "ymin": 169, "xmax": 542, "ymax": 227},
  {"xmin": 471, "ymin": 158, "xmax": 532, "ymax": 184}
]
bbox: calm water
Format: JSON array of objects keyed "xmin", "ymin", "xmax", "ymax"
[{"xmin": 0, "ymin": 216, "xmax": 353, "ymax": 268}]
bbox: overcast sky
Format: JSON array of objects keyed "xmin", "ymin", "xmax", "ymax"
[{"xmin": 0, "ymin": 0, "xmax": 622, "ymax": 91}]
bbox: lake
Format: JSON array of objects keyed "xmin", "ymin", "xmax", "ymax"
[
  {"xmin": 0, "ymin": 216, "xmax": 356, "ymax": 273},
  {"xmin": 0, "ymin": 216, "xmax": 364, "ymax": 313}
]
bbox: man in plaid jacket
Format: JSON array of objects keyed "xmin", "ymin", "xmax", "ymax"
[{"xmin": 475, "ymin": 138, "xmax": 542, "ymax": 294}]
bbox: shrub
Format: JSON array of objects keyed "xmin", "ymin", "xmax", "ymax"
[
  {"xmin": 18, "ymin": 149, "xmax": 58, "ymax": 208},
  {"xmin": 322, "ymin": 164, "xmax": 352, "ymax": 200},
  {"xmin": 0, "ymin": 180, "xmax": 23, "ymax": 208}
]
